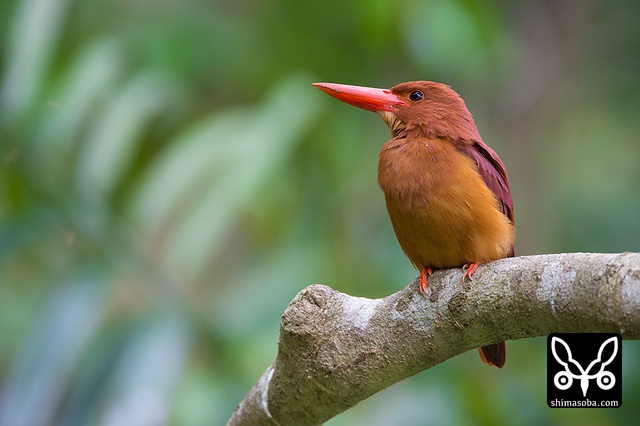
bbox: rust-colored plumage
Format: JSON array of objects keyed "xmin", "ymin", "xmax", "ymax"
[{"xmin": 313, "ymin": 81, "xmax": 515, "ymax": 368}]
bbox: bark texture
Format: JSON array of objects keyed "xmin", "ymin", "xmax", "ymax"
[{"xmin": 228, "ymin": 252, "xmax": 640, "ymax": 425}]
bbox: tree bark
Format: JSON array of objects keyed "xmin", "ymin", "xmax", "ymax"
[{"xmin": 228, "ymin": 252, "xmax": 640, "ymax": 425}]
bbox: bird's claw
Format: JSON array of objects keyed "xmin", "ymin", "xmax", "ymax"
[
  {"xmin": 419, "ymin": 267, "xmax": 433, "ymax": 296},
  {"xmin": 462, "ymin": 262, "xmax": 479, "ymax": 283}
]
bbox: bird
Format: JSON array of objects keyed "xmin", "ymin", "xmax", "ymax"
[{"xmin": 312, "ymin": 80, "xmax": 514, "ymax": 368}]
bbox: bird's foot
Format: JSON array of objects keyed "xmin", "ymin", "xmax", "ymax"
[
  {"xmin": 419, "ymin": 267, "xmax": 433, "ymax": 296},
  {"xmin": 462, "ymin": 262, "xmax": 480, "ymax": 284}
]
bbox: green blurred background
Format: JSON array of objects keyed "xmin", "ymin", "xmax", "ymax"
[{"xmin": 1, "ymin": 0, "xmax": 639, "ymax": 424}]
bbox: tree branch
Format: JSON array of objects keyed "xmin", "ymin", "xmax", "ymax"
[{"xmin": 228, "ymin": 252, "xmax": 640, "ymax": 425}]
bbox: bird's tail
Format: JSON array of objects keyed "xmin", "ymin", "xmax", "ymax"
[{"xmin": 478, "ymin": 341, "xmax": 506, "ymax": 368}]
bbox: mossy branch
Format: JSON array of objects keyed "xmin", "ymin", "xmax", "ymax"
[{"xmin": 228, "ymin": 252, "xmax": 640, "ymax": 425}]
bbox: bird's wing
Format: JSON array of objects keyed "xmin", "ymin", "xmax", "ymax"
[{"xmin": 457, "ymin": 140, "xmax": 514, "ymax": 224}]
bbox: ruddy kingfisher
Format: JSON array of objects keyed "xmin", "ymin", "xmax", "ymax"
[{"xmin": 313, "ymin": 81, "xmax": 514, "ymax": 368}]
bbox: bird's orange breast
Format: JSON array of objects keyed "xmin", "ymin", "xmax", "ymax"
[{"xmin": 378, "ymin": 136, "xmax": 514, "ymax": 270}]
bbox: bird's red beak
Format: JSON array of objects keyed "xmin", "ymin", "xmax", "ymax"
[{"xmin": 312, "ymin": 82, "xmax": 406, "ymax": 112}]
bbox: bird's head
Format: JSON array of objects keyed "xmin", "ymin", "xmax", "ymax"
[{"xmin": 313, "ymin": 81, "xmax": 481, "ymax": 142}]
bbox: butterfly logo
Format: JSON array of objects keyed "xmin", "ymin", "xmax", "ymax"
[{"xmin": 551, "ymin": 336, "xmax": 618, "ymax": 397}]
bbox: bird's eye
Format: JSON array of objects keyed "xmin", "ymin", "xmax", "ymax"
[{"xmin": 409, "ymin": 90, "xmax": 424, "ymax": 102}]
